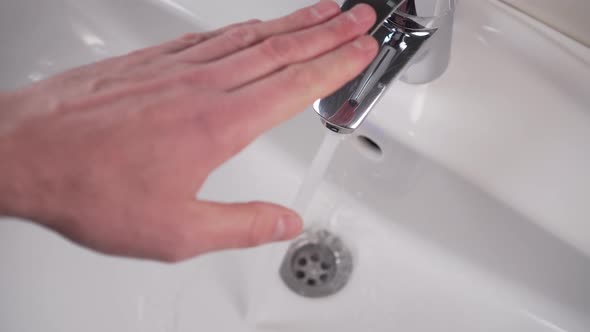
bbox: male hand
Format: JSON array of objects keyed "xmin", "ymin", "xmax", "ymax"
[{"xmin": 0, "ymin": 1, "xmax": 377, "ymax": 261}]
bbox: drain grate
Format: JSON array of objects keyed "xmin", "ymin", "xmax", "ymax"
[
  {"xmin": 280, "ymin": 229, "xmax": 353, "ymax": 298},
  {"xmin": 292, "ymin": 243, "xmax": 337, "ymax": 287}
]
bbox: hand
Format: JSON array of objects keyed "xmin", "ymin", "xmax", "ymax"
[{"xmin": 0, "ymin": 1, "xmax": 377, "ymax": 261}]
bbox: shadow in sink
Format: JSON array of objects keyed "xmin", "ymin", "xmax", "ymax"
[
  {"xmin": 319, "ymin": 124, "xmax": 590, "ymax": 322},
  {"xmin": 227, "ymin": 113, "xmax": 590, "ymax": 330}
]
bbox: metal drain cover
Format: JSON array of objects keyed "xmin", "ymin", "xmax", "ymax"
[{"xmin": 280, "ymin": 229, "xmax": 353, "ymax": 298}]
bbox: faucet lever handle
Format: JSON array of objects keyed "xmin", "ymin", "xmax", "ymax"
[{"xmin": 350, "ymin": 45, "xmax": 396, "ymax": 106}]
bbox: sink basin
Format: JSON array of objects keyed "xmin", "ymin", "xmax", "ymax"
[{"xmin": 1, "ymin": 0, "xmax": 589, "ymax": 331}]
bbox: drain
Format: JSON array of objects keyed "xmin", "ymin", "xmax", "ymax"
[{"xmin": 280, "ymin": 229, "xmax": 353, "ymax": 298}]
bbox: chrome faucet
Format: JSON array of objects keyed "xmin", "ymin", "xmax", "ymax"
[{"xmin": 314, "ymin": 0, "xmax": 455, "ymax": 133}]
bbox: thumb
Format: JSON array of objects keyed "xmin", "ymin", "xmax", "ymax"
[{"xmin": 190, "ymin": 200, "xmax": 303, "ymax": 254}]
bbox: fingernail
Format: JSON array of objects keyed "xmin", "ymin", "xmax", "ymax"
[
  {"xmin": 273, "ymin": 215, "xmax": 302, "ymax": 241},
  {"xmin": 347, "ymin": 4, "xmax": 376, "ymax": 25},
  {"xmin": 311, "ymin": 1, "xmax": 340, "ymax": 19}
]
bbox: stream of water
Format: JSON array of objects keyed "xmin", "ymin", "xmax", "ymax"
[
  {"xmin": 291, "ymin": 130, "xmax": 346, "ymax": 225},
  {"xmin": 244, "ymin": 129, "xmax": 346, "ymax": 325}
]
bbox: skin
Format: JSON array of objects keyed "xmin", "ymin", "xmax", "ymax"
[{"xmin": 0, "ymin": 1, "xmax": 377, "ymax": 262}]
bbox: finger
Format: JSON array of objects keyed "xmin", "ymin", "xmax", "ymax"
[
  {"xmin": 126, "ymin": 19, "xmax": 264, "ymax": 60},
  {"xmin": 169, "ymin": 201, "xmax": 302, "ymax": 260},
  {"xmin": 174, "ymin": 0, "xmax": 341, "ymax": 63},
  {"xmin": 216, "ymin": 35, "xmax": 378, "ymax": 149},
  {"xmin": 204, "ymin": 4, "xmax": 376, "ymax": 90},
  {"xmin": 75, "ymin": 20, "xmax": 264, "ymax": 94},
  {"xmin": 166, "ymin": 19, "xmax": 264, "ymax": 53},
  {"xmin": 199, "ymin": 19, "xmax": 263, "ymax": 40}
]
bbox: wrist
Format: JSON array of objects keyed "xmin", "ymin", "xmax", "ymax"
[
  {"xmin": 0, "ymin": 150, "xmax": 32, "ymax": 219},
  {"xmin": 0, "ymin": 91, "xmax": 45, "ymax": 221}
]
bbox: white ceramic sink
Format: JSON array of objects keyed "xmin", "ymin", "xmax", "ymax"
[{"xmin": 1, "ymin": 0, "xmax": 589, "ymax": 331}]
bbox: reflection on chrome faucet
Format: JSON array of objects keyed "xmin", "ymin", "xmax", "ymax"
[{"xmin": 314, "ymin": 0, "xmax": 455, "ymax": 133}]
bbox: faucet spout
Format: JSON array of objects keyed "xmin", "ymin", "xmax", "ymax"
[{"xmin": 314, "ymin": 0, "xmax": 455, "ymax": 134}]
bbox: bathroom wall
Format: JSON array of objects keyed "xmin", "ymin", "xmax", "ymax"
[{"xmin": 500, "ymin": 0, "xmax": 590, "ymax": 47}]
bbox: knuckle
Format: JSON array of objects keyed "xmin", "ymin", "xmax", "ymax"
[
  {"xmin": 127, "ymin": 48, "xmax": 148, "ymax": 58},
  {"xmin": 292, "ymin": 6, "xmax": 318, "ymax": 25},
  {"xmin": 221, "ymin": 20, "xmax": 257, "ymax": 33},
  {"xmin": 247, "ymin": 203, "xmax": 272, "ymax": 247},
  {"xmin": 198, "ymin": 104, "xmax": 251, "ymax": 156},
  {"xmin": 156, "ymin": 242, "xmax": 183, "ymax": 262},
  {"xmin": 121, "ymin": 50, "xmax": 154, "ymax": 68},
  {"xmin": 285, "ymin": 11, "xmax": 303, "ymax": 27},
  {"xmin": 86, "ymin": 77, "xmax": 110, "ymax": 93},
  {"xmin": 168, "ymin": 34, "xmax": 203, "ymax": 51},
  {"xmin": 158, "ymin": 232, "xmax": 193, "ymax": 263},
  {"xmin": 259, "ymin": 36, "xmax": 294, "ymax": 63},
  {"xmin": 224, "ymin": 25, "xmax": 257, "ymax": 47},
  {"xmin": 286, "ymin": 63, "xmax": 316, "ymax": 87},
  {"xmin": 159, "ymin": 249, "xmax": 187, "ymax": 263},
  {"xmin": 330, "ymin": 12, "xmax": 351, "ymax": 31},
  {"xmin": 200, "ymin": 114, "xmax": 230, "ymax": 146},
  {"xmin": 176, "ymin": 66, "xmax": 208, "ymax": 86},
  {"xmin": 179, "ymin": 32, "xmax": 202, "ymax": 42},
  {"xmin": 126, "ymin": 48, "xmax": 159, "ymax": 64}
]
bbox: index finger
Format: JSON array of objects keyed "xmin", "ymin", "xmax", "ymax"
[{"xmin": 174, "ymin": 1, "xmax": 342, "ymax": 63}]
